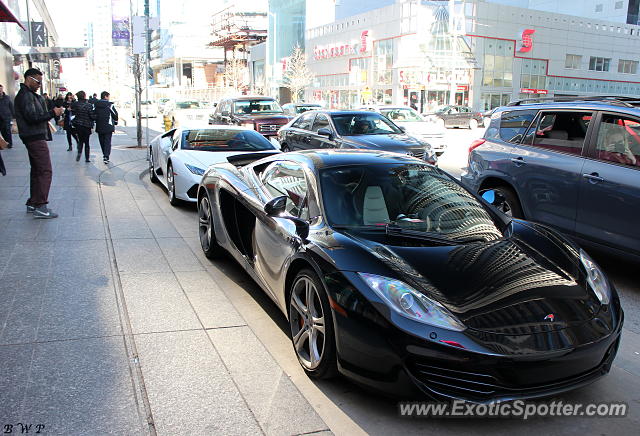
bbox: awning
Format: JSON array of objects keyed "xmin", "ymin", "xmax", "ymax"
[
  {"xmin": 0, "ymin": 1, "xmax": 26, "ymax": 31},
  {"xmin": 12, "ymin": 46, "xmax": 88, "ymax": 63}
]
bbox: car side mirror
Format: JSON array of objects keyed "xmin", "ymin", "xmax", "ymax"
[
  {"xmin": 264, "ymin": 195, "xmax": 310, "ymax": 240},
  {"xmin": 221, "ymin": 110, "xmax": 230, "ymax": 117},
  {"xmin": 317, "ymin": 128, "xmax": 333, "ymax": 139},
  {"xmin": 480, "ymin": 189, "xmax": 506, "ymax": 210}
]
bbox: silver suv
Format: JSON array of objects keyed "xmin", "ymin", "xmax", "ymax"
[{"xmin": 461, "ymin": 96, "xmax": 640, "ymax": 260}]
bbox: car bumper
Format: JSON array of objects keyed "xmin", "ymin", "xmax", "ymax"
[
  {"xmin": 175, "ymin": 170, "xmax": 201, "ymax": 202},
  {"xmin": 326, "ymin": 271, "xmax": 623, "ymax": 402}
]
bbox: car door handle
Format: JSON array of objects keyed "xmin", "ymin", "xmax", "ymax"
[
  {"xmin": 511, "ymin": 157, "xmax": 526, "ymax": 166},
  {"xmin": 583, "ymin": 173, "xmax": 604, "ymax": 183}
]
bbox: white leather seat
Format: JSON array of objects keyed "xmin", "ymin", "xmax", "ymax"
[{"xmin": 363, "ymin": 186, "xmax": 389, "ymax": 225}]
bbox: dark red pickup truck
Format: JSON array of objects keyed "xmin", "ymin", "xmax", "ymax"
[{"xmin": 209, "ymin": 96, "xmax": 292, "ymax": 138}]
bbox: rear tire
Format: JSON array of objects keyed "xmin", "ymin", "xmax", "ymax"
[
  {"xmin": 494, "ymin": 185, "xmax": 524, "ymax": 219},
  {"xmin": 288, "ymin": 268, "xmax": 338, "ymax": 380}
]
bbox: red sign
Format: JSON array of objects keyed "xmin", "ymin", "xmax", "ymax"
[
  {"xmin": 521, "ymin": 88, "xmax": 548, "ymax": 94},
  {"xmin": 360, "ymin": 30, "xmax": 369, "ymax": 53},
  {"xmin": 456, "ymin": 85, "xmax": 469, "ymax": 92},
  {"xmin": 518, "ymin": 29, "xmax": 535, "ymax": 53},
  {"xmin": 313, "ymin": 30, "xmax": 370, "ymax": 60}
]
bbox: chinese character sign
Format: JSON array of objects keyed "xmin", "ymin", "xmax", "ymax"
[{"xmin": 112, "ymin": 0, "xmax": 130, "ymax": 46}]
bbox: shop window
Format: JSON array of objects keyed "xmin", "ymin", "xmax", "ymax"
[
  {"xmin": 565, "ymin": 54, "xmax": 581, "ymax": 69},
  {"xmin": 618, "ymin": 60, "xmax": 638, "ymax": 74},
  {"xmin": 589, "ymin": 57, "xmax": 611, "ymax": 71}
]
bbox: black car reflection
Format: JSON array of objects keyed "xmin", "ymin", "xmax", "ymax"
[{"xmin": 196, "ymin": 149, "xmax": 622, "ymax": 402}]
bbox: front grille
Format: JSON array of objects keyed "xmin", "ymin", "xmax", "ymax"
[
  {"xmin": 258, "ymin": 124, "xmax": 280, "ymax": 133},
  {"xmin": 407, "ymin": 150, "xmax": 425, "ymax": 160},
  {"xmin": 406, "ymin": 339, "xmax": 618, "ymax": 402}
]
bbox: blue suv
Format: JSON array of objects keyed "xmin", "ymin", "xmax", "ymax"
[{"xmin": 461, "ymin": 96, "xmax": 640, "ymax": 260}]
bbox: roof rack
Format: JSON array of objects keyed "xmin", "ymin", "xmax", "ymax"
[{"xmin": 506, "ymin": 95, "xmax": 640, "ymax": 108}]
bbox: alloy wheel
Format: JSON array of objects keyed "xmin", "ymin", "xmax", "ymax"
[
  {"xmin": 289, "ymin": 276, "xmax": 326, "ymax": 370},
  {"xmin": 199, "ymin": 196, "xmax": 212, "ymax": 251}
]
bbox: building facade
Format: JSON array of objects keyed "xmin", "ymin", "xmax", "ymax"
[{"xmin": 305, "ymin": 0, "xmax": 640, "ymax": 111}]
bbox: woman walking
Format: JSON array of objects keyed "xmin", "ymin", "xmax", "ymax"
[
  {"xmin": 62, "ymin": 92, "xmax": 78, "ymax": 151},
  {"xmin": 71, "ymin": 91, "xmax": 96, "ymax": 162}
]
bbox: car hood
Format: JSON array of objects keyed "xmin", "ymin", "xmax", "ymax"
[
  {"xmin": 342, "ymin": 133, "xmax": 429, "ymax": 151},
  {"xmin": 319, "ymin": 222, "xmax": 601, "ymax": 335},
  {"xmin": 177, "ymin": 149, "xmax": 277, "ymax": 170},
  {"xmin": 396, "ymin": 121, "xmax": 445, "ymax": 136},
  {"xmin": 233, "ymin": 114, "xmax": 291, "ymax": 122}
]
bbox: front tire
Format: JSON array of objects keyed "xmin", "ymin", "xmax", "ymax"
[
  {"xmin": 288, "ymin": 269, "xmax": 337, "ymax": 380},
  {"xmin": 167, "ymin": 162, "xmax": 181, "ymax": 206},
  {"xmin": 198, "ymin": 193, "xmax": 224, "ymax": 259}
]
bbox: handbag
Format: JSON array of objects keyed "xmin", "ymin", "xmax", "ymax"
[{"xmin": 0, "ymin": 134, "xmax": 7, "ymax": 150}]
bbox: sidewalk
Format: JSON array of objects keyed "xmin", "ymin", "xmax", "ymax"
[{"xmin": 0, "ymin": 128, "xmax": 330, "ymax": 435}]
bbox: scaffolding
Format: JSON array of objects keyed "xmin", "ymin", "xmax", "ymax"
[{"xmin": 209, "ymin": 6, "xmax": 267, "ymax": 52}]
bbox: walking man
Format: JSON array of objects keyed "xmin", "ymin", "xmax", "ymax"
[
  {"xmin": 0, "ymin": 84, "xmax": 14, "ymax": 148},
  {"xmin": 71, "ymin": 91, "xmax": 96, "ymax": 163},
  {"xmin": 14, "ymin": 68, "xmax": 64, "ymax": 219},
  {"xmin": 94, "ymin": 91, "xmax": 118, "ymax": 163}
]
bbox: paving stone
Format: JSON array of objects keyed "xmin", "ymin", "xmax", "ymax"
[
  {"xmin": 135, "ymin": 330, "xmax": 262, "ymax": 435},
  {"xmin": 135, "ymin": 198, "xmax": 164, "ymax": 216},
  {"xmin": 0, "ymin": 344, "xmax": 35, "ymax": 422},
  {"xmin": 120, "ymin": 272, "xmax": 201, "ymax": 333},
  {"xmin": 0, "ymin": 275, "xmax": 48, "ymax": 345},
  {"xmin": 20, "ymin": 336, "xmax": 142, "ymax": 435},
  {"xmin": 112, "ymin": 238, "xmax": 169, "ymax": 274},
  {"xmin": 144, "ymin": 215, "xmax": 181, "ymax": 238},
  {"xmin": 108, "ymin": 217, "xmax": 153, "ymax": 239},
  {"xmin": 55, "ymin": 216, "xmax": 105, "ymax": 241},
  {"xmin": 156, "ymin": 237, "xmax": 203, "ymax": 272}
]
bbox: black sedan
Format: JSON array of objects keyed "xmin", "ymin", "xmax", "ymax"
[
  {"xmin": 426, "ymin": 105, "xmax": 484, "ymax": 129},
  {"xmin": 277, "ymin": 110, "xmax": 436, "ymax": 163},
  {"xmin": 196, "ymin": 150, "xmax": 622, "ymax": 402}
]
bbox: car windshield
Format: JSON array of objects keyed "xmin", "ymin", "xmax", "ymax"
[
  {"xmin": 381, "ymin": 108, "xmax": 423, "ymax": 122},
  {"xmin": 296, "ymin": 105, "xmax": 321, "ymax": 113},
  {"xmin": 234, "ymin": 100, "xmax": 284, "ymax": 114},
  {"xmin": 320, "ymin": 163, "xmax": 503, "ymax": 242},
  {"xmin": 181, "ymin": 129, "xmax": 276, "ymax": 152},
  {"xmin": 331, "ymin": 113, "xmax": 403, "ymax": 136},
  {"xmin": 176, "ymin": 101, "xmax": 203, "ymax": 109}
]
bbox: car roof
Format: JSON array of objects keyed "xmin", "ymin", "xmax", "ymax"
[
  {"xmin": 316, "ymin": 110, "xmax": 381, "ymax": 116},
  {"xmin": 177, "ymin": 125, "xmax": 252, "ymax": 132},
  {"xmin": 279, "ymin": 149, "xmax": 430, "ymax": 169},
  {"xmin": 225, "ymin": 96, "xmax": 276, "ymax": 101},
  {"xmin": 493, "ymin": 101, "xmax": 640, "ymax": 117}
]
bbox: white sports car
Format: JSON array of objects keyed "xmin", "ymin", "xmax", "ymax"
[{"xmin": 148, "ymin": 126, "xmax": 280, "ymax": 205}]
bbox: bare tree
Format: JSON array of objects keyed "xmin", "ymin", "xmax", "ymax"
[
  {"xmin": 282, "ymin": 46, "xmax": 314, "ymax": 103},
  {"xmin": 223, "ymin": 56, "xmax": 249, "ymax": 93}
]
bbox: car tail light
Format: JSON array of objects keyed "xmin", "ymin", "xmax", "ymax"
[{"xmin": 468, "ymin": 139, "xmax": 486, "ymax": 153}]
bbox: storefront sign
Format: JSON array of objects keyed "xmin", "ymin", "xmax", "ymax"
[
  {"xmin": 313, "ymin": 30, "xmax": 370, "ymax": 60},
  {"xmin": 399, "ymin": 69, "xmax": 470, "ymax": 86},
  {"xmin": 518, "ymin": 29, "xmax": 535, "ymax": 53},
  {"xmin": 521, "ymin": 88, "xmax": 547, "ymax": 94},
  {"xmin": 456, "ymin": 85, "xmax": 469, "ymax": 92}
]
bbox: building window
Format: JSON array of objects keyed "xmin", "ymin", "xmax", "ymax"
[
  {"xmin": 589, "ymin": 57, "xmax": 611, "ymax": 71},
  {"xmin": 618, "ymin": 59, "xmax": 638, "ymax": 74},
  {"xmin": 565, "ymin": 54, "xmax": 581, "ymax": 69},
  {"xmin": 373, "ymin": 39, "xmax": 393, "ymax": 86},
  {"xmin": 482, "ymin": 40, "xmax": 515, "ymax": 88},
  {"xmin": 520, "ymin": 59, "xmax": 548, "ymax": 90},
  {"xmin": 480, "ymin": 93, "xmax": 512, "ymax": 111},
  {"xmin": 595, "ymin": 4, "xmax": 603, "ymax": 12}
]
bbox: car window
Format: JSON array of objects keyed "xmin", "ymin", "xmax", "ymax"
[
  {"xmin": 181, "ymin": 129, "xmax": 276, "ymax": 151},
  {"xmin": 381, "ymin": 108, "xmax": 423, "ymax": 122},
  {"xmin": 311, "ymin": 114, "xmax": 330, "ymax": 132},
  {"xmin": 331, "ymin": 113, "xmax": 402, "ymax": 136},
  {"xmin": 233, "ymin": 99, "xmax": 284, "ymax": 114},
  {"xmin": 459, "ymin": 107, "xmax": 470, "ymax": 113},
  {"xmin": 594, "ymin": 115, "xmax": 640, "ymax": 168},
  {"xmin": 489, "ymin": 110, "xmax": 537, "ymax": 143},
  {"xmin": 261, "ymin": 161, "xmax": 309, "ymax": 217},
  {"xmin": 292, "ymin": 112, "xmax": 315, "ymax": 130},
  {"xmin": 525, "ymin": 111, "xmax": 592, "ymax": 156}
]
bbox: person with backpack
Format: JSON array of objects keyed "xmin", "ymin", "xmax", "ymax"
[
  {"xmin": 94, "ymin": 91, "xmax": 118, "ymax": 163},
  {"xmin": 71, "ymin": 91, "xmax": 96, "ymax": 162},
  {"xmin": 62, "ymin": 92, "xmax": 78, "ymax": 151}
]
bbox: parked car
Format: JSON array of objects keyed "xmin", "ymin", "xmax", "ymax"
[
  {"xmin": 132, "ymin": 100, "xmax": 158, "ymax": 119},
  {"xmin": 148, "ymin": 126, "xmax": 279, "ymax": 205},
  {"xmin": 209, "ymin": 96, "xmax": 292, "ymax": 141},
  {"xmin": 461, "ymin": 96, "xmax": 640, "ymax": 260},
  {"xmin": 164, "ymin": 100, "xmax": 211, "ymax": 128},
  {"xmin": 426, "ymin": 105, "xmax": 484, "ymax": 129},
  {"xmin": 358, "ymin": 105, "xmax": 447, "ymax": 156},
  {"xmin": 282, "ymin": 102, "xmax": 322, "ymax": 116},
  {"xmin": 196, "ymin": 149, "xmax": 622, "ymax": 401},
  {"xmin": 277, "ymin": 110, "xmax": 437, "ymax": 163}
]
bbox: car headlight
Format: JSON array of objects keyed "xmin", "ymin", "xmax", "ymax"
[
  {"xmin": 579, "ymin": 249, "xmax": 610, "ymax": 305},
  {"xmin": 358, "ymin": 273, "xmax": 465, "ymax": 331},
  {"xmin": 184, "ymin": 163, "xmax": 205, "ymax": 176}
]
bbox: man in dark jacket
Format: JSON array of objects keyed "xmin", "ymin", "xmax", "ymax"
[
  {"xmin": 94, "ymin": 91, "xmax": 118, "ymax": 163},
  {"xmin": 88, "ymin": 93, "xmax": 98, "ymax": 105},
  {"xmin": 14, "ymin": 68, "xmax": 64, "ymax": 218},
  {"xmin": 0, "ymin": 84, "xmax": 14, "ymax": 148},
  {"xmin": 70, "ymin": 91, "xmax": 96, "ymax": 163}
]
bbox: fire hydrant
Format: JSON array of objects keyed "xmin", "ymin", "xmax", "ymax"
[{"xmin": 163, "ymin": 115, "xmax": 172, "ymax": 131}]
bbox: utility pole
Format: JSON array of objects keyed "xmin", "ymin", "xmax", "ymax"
[{"xmin": 130, "ymin": 0, "xmax": 142, "ymax": 147}]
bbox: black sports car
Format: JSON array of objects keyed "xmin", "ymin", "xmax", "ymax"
[{"xmin": 196, "ymin": 149, "xmax": 623, "ymax": 402}]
